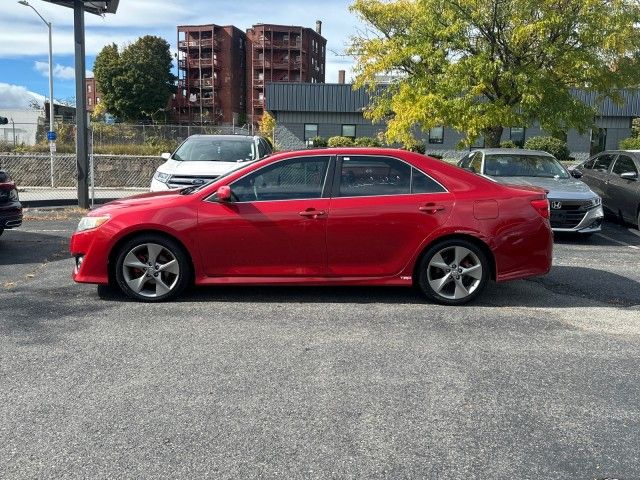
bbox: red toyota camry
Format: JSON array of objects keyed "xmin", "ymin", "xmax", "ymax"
[{"xmin": 70, "ymin": 148, "xmax": 553, "ymax": 305}]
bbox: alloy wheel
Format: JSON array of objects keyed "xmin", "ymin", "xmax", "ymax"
[
  {"xmin": 121, "ymin": 242, "xmax": 180, "ymax": 298},
  {"xmin": 426, "ymin": 246, "xmax": 483, "ymax": 301}
]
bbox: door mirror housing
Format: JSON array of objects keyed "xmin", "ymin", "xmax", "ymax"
[
  {"xmin": 216, "ymin": 185, "xmax": 232, "ymax": 202},
  {"xmin": 570, "ymin": 169, "xmax": 583, "ymax": 179},
  {"xmin": 620, "ymin": 171, "xmax": 638, "ymax": 180},
  {"xmin": 161, "ymin": 152, "xmax": 171, "ymax": 160}
]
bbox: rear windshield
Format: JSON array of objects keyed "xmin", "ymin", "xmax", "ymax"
[
  {"xmin": 173, "ymin": 137, "xmax": 256, "ymax": 163},
  {"xmin": 484, "ymin": 154, "xmax": 569, "ymax": 179}
]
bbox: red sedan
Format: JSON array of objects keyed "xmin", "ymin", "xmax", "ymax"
[{"xmin": 70, "ymin": 148, "xmax": 553, "ymax": 305}]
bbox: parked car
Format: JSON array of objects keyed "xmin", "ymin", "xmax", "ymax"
[
  {"xmin": 0, "ymin": 170, "xmax": 23, "ymax": 237},
  {"xmin": 71, "ymin": 148, "xmax": 553, "ymax": 305},
  {"xmin": 572, "ymin": 150, "xmax": 640, "ymax": 229},
  {"xmin": 150, "ymin": 134, "xmax": 273, "ymax": 191},
  {"xmin": 459, "ymin": 148, "xmax": 603, "ymax": 234}
]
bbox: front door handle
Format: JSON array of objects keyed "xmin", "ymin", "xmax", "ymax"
[
  {"xmin": 299, "ymin": 209, "xmax": 327, "ymax": 219},
  {"xmin": 419, "ymin": 203, "xmax": 445, "ymax": 214}
]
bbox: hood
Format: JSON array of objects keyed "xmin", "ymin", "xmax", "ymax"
[
  {"xmin": 158, "ymin": 159, "xmax": 248, "ymax": 177},
  {"xmin": 490, "ymin": 176, "xmax": 598, "ymax": 200},
  {"xmin": 89, "ymin": 189, "xmax": 186, "ymax": 216}
]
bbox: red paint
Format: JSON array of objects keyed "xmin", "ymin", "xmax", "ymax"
[{"xmin": 70, "ymin": 148, "xmax": 553, "ymax": 290}]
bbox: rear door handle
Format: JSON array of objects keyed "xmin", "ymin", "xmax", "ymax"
[
  {"xmin": 299, "ymin": 209, "xmax": 327, "ymax": 219},
  {"xmin": 419, "ymin": 203, "xmax": 445, "ymax": 214}
]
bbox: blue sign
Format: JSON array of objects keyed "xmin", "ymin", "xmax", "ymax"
[{"xmin": 47, "ymin": 131, "xmax": 57, "ymax": 141}]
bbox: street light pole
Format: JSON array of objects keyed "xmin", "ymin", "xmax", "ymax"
[{"xmin": 19, "ymin": 0, "xmax": 55, "ymax": 187}]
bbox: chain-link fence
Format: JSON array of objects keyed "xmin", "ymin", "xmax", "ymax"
[
  {"xmin": 0, "ymin": 153, "xmax": 163, "ymax": 205},
  {"xmin": 0, "ymin": 122, "xmax": 257, "ymax": 205}
]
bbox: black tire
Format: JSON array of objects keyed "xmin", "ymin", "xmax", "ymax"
[
  {"xmin": 417, "ymin": 238, "xmax": 490, "ymax": 306},
  {"xmin": 114, "ymin": 233, "xmax": 191, "ymax": 302}
]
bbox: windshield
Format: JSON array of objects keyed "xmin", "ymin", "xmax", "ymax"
[
  {"xmin": 173, "ymin": 137, "xmax": 256, "ymax": 162},
  {"xmin": 484, "ymin": 154, "xmax": 569, "ymax": 179}
]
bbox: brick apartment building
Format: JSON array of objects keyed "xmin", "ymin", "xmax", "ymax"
[
  {"xmin": 174, "ymin": 24, "xmax": 247, "ymax": 125},
  {"xmin": 246, "ymin": 22, "xmax": 326, "ymax": 123},
  {"xmin": 173, "ymin": 21, "xmax": 326, "ymax": 125},
  {"xmin": 85, "ymin": 77, "xmax": 102, "ymax": 113}
]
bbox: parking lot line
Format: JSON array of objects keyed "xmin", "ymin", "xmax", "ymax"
[
  {"xmin": 627, "ymin": 228, "xmax": 640, "ymax": 238},
  {"xmin": 596, "ymin": 232, "xmax": 640, "ymax": 250}
]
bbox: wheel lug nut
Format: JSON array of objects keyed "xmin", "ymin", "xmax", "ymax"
[{"xmin": 446, "ymin": 269, "xmax": 451, "ymax": 273}]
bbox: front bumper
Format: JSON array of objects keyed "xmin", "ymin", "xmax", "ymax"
[
  {"xmin": 551, "ymin": 205, "xmax": 604, "ymax": 233},
  {"xmin": 70, "ymin": 229, "xmax": 111, "ymax": 284},
  {"xmin": 0, "ymin": 202, "xmax": 23, "ymax": 230}
]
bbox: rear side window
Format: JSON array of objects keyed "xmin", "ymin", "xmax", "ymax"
[
  {"xmin": 593, "ymin": 154, "xmax": 615, "ymax": 172},
  {"xmin": 582, "ymin": 158, "xmax": 595, "ymax": 169},
  {"xmin": 338, "ymin": 155, "xmax": 444, "ymax": 197},
  {"xmin": 612, "ymin": 155, "xmax": 638, "ymax": 176}
]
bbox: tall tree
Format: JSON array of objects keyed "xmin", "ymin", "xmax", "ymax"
[
  {"xmin": 349, "ymin": 0, "xmax": 640, "ymax": 147},
  {"xmin": 93, "ymin": 36, "xmax": 175, "ymax": 122}
]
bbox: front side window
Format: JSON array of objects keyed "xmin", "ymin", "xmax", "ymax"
[
  {"xmin": 484, "ymin": 154, "xmax": 569, "ymax": 178},
  {"xmin": 339, "ymin": 155, "xmax": 444, "ymax": 197},
  {"xmin": 612, "ymin": 155, "xmax": 638, "ymax": 176},
  {"xmin": 470, "ymin": 152, "xmax": 483, "ymax": 173},
  {"xmin": 173, "ymin": 137, "xmax": 256, "ymax": 163},
  {"xmin": 593, "ymin": 154, "xmax": 615, "ymax": 172},
  {"xmin": 341, "ymin": 124, "xmax": 356, "ymax": 139},
  {"xmin": 231, "ymin": 156, "xmax": 330, "ymax": 202},
  {"xmin": 304, "ymin": 124, "xmax": 318, "ymax": 142},
  {"xmin": 428, "ymin": 126, "xmax": 444, "ymax": 144}
]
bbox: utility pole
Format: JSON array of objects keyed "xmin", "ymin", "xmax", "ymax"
[{"xmin": 74, "ymin": 0, "xmax": 89, "ymax": 208}]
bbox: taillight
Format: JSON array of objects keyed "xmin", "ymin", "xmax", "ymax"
[{"xmin": 531, "ymin": 198, "xmax": 550, "ymax": 219}]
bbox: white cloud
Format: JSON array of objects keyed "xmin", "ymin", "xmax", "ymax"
[
  {"xmin": 0, "ymin": 82, "xmax": 45, "ymax": 109},
  {"xmin": 34, "ymin": 61, "xmax": 76, "ymax": 80}
]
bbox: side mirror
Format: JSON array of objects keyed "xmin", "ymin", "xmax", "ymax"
[
  {"xmin": 161, "ymin": 152, "xmax": 171, "ymax": 160},
  {"xmin": 620, "ymin": 171, "xmax": 638, "ymax": 181},
  {"xmin": 570, "ymin": 169, "xmax": 583, "ymax": 179},
  {"xmin": 216, "ymin": 185, "xmax": 232, "ymax": 202}
]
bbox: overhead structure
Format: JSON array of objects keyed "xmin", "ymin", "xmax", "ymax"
[{"xmin": 41, "ymin": 0, "xmax": 120, "ymax": 208}]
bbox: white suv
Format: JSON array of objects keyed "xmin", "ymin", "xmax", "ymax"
[{"xmin": 150, "ymin": 135, "xmax": 273, "ymax": 191}]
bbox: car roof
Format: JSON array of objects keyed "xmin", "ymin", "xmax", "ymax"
[
  {"xmin": 472, "ymin": 148, "xmax": 554, "ymax": 157},
  {"xmin": 187, "ymin": 134, "xmax": 260, "ymax": 140}
]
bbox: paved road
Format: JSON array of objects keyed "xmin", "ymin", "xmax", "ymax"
[{"xmin": 1, "ymin": 215, "xmax": 639, "ymax": 479}]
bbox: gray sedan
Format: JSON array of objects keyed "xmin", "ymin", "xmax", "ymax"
[
  {"xmin": 459, "ymin": 149, "xmax": 603, "ymax": 234},
  {"xmin": 573, "ymin": 150, "xmax": 640, "ymax": 229}
]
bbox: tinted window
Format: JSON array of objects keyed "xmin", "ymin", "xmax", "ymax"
[
  {"xmin": 593, "ymin": 154, "xmax": 615, "ymax": 172},
  {"xmin": 257, "ymin": 139, "xmax": 270, "ymax": 158},
  {"xmin": 339, "ymin": 156, "xmax": 412, "ymax": 197},
  {"xmin": 612, "ymin": 155, "xmax": 638, "ymax": 176},
  {"xmin": 582, "ymin": 159, "xmax": 595, "ymax": 169},
  {"xmin": 231, "ymin": 156, "xmax": 330, "ymax": 202},
  {"xmin": 173, "ymin": 137, "xmax": 256, "ymax": 162},
  {"xmin": 412, "ymin": 169, "xmax": 446, "ymax": 193}
]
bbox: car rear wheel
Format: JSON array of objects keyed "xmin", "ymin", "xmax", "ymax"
[
  {"xmin": 114, "ymin": 234, "xmax": 191, "ymax": 302},
  {"xmin": 418, "ymin": 239, "xmax": 489, "ymax": 305}
]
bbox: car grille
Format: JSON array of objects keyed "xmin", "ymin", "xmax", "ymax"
[
  {"xmin": 167, "ymin": 175, "xmax": 219, "ymax": 189},
  {"xmin": 549, "ymin": 200, "xmax": 593, "ymax": 229}
]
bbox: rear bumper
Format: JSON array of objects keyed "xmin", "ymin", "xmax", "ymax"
[{"xmin": 0, "ymin": 202, "xmax": 23, "ymax": 229}]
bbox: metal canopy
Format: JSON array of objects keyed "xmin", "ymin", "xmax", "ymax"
[{"xmin": 41, "ymin": 0, "xmax": 119, "ymax": 15}]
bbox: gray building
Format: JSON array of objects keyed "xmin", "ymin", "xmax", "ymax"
[{"xmin": 266, "ymin": 83, "xmax": 640, "ymax": 161}]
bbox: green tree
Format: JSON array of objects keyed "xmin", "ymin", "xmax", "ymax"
[
  {"xmin": 94, "ymin": 36, "xmax": 175, "ymax": 122},
  {"xmin": 349, "ymin": 0, "xmax": 640, "ymax": 147},
  {"xmin": 259, "ymin": 111, "xmax": 277, "ymax": 145}
]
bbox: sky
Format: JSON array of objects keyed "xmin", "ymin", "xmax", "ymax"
[{"xmin": 0, "ymin": 0, "xmax": 362, "ymax": 108}]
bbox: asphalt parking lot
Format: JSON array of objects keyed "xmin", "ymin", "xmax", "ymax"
[{"xmin": 1, "ymin": 211, "xmax": 639, "ymax": 479}]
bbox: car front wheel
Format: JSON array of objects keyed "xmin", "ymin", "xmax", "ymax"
[
  {"xmin": 418, "ymin": 239, "xmax": 490, "ymax": 305},
  {"xmin": 114, "ymin": 234, "xmax": 191, "ymax": 302}
]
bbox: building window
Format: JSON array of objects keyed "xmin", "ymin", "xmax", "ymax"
[
  {"xmin": 510, "ymin": 127, "xmax": 525, "ymax": 147},
  {"xmin": 342, "ymin": 124, "xmax": 356, "ymax": 139},
  {"xmin": 88, "ymin": 98, "xmax": 92, "ymax": 106},
  {"xmin": 88, "ymin": 84, "xmax": 92, "ymax": 93},
  {"xmin": 428, "ymin": 126, "xmax": 444, "ymax": 144},
  {"xmin": 96, "ymin": 97, "xmax": 101, "ymax": 104},
  {"xmin": 304, "ymin": 124, "xmax": 318, "ymax": 143}
]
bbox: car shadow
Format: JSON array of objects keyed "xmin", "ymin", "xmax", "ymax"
[
  {"xmin": 0, "ymin": 230, "xmax": 69, "ymax": 266},
  {"xmin": 553, "ymin": 222, "xmax": 640, "ymax": 247},
  {"xmin": 97, "ymin": 264, "xmax": 639, "ymax": 308}
]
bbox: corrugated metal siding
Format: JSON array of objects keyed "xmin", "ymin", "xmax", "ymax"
[{"xmin": 268, "ymin": 83, "xmax": 640, "ymax": 117}]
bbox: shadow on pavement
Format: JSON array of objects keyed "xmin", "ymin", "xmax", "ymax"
[
  {"xmin": 97, "ymin": 265, "xmax": 640, "ymax": 308},
  {"xmin": 0, "ymin": 231, "xmax": 68, "ymax": 267}
]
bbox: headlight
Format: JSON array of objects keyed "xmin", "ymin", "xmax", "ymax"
[
  {"xmin": 588, "ymin": 197, "xmax": 602, "ymax": 208},
  {"xmin": 8, "ymin": 188, "xmax": 19, "ymax": 201},
  {"xmin": 76, "ymin": 215, "xmax": 110, "ymax": 232},
  {"xmin": 154, "ymin": 171, "xmax": 171, "ymax": 184}
]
